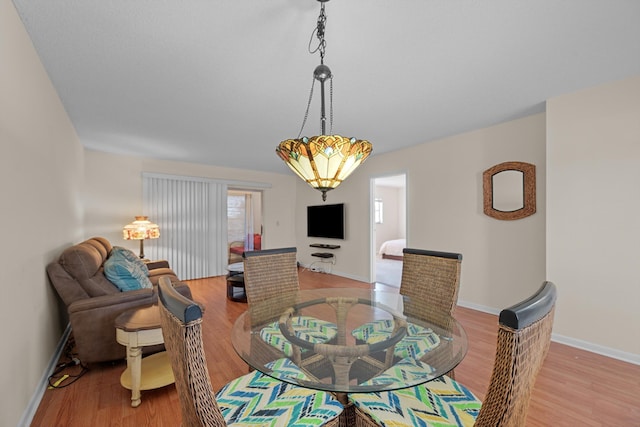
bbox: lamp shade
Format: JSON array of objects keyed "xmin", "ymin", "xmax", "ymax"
[
  {"xmin": 277, "ymin": 135, "xmax": 372, "ymax": 200},
  {"xmin": 122, "ymin": 216, "xmax": 160, "ymax": 240}
]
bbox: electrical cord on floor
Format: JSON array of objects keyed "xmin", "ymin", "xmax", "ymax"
[
  {"xmin": 47, "ymin": 336, "xmax": 89, "ymax": 389},
  {"xmin": 304, "ymin": 256, "xmax": 336, "ymax": 274},
  {"xmin": 306, "ymin": 261, "xmax": 322, "ymax": 272}
]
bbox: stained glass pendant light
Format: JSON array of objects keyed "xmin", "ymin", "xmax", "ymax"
[{"xmin": 276, "ymin": 0, "xmax": 372, "ymax": 201}]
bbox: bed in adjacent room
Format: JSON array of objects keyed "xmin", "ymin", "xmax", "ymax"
[{"xmin": 378, "ymin": 238, "xmax": 406, "ymax": 260}]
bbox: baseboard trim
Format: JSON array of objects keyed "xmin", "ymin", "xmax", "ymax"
[
  {"xmin": 457, "ymin": 299, "xmax": 501, "ymax": 316},
  {"xmin": 458, "ymin": 299, "xmax": 639, "ymax": 366},
  {"xmin": 551, "ymin": 333, "xmax": 640, "ymax": 365},
  {"xmin": 18, "ymin": 324, "xmax": 71, "ymax": 427},
  {"xmin": 299, "ymin": 263, "xmax": 368, "ymax": 283},
  {"xmin": 329, "ymin": 269, "xmax": 369, "ymax": 283}
]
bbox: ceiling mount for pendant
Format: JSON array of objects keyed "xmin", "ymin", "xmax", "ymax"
[{"xmin": 276, "ymin": 0, "xmax": 372, "ymax": 202}]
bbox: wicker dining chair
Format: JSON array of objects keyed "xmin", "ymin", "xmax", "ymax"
[
  {"xmin": 157, "ymin": 277, "xmax": 343, "ymax": 426},
  {"xmin": 353, "ymin": 249, "xmax": 463, "ymax": 367},
  {"xmin": 242, "ymin": 247, "xmax": 338, "ymax": 366},
  {"xmin": 399, "ymin": 249, "xmax": 463, "ymax": 326},
  {"xmin": 242, "ymin": 247, "xmax": 301, "ymax": 321},
  {"xmin": 350, "ymin": 281, "xmax": 557, "ymax": 427}
]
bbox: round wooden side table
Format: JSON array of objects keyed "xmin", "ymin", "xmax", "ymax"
[
  {"xmin": 226, "ymin": 262, "xmax": 246, "ymax": 302},
  {"xmin": 115, "ymin": 305, "xmax": 175, "ymax": 407}
]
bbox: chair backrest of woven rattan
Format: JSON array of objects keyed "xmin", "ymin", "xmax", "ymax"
[
  {"xmin": 400, "ymin": 248, "xmax": 462, "ymax": 329},
  {"xmin": 474, "ymin": 281, "xmax": 556, "ymax": 427},
  {"xmin": 243, "ymin": 247, "xmax": 299, "ymax": 325},
  {"xmin": 158, "ymin": 277, "xmax": 227, "ymax": 427}
]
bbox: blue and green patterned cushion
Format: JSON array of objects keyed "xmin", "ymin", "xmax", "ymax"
[
  {"xmin": 352, "ymin": 319, "xmax": 394, "ymax": 341},
  {"xmin": 360, "ymin": 357, "xmax": 435, "ymax": 387},
  {"xmin": 352, "ymin": 319, "xmax": 441, "ymax": 359},
  {"xmin": 231, "ymin": 387, "xmax": 344, "ymax": 426},
  {"xmin": 350, "ymin": 374, "xmax": 481, "ymax": 427},
  {"xmin": 217, "ymin": 358, "xmax": 343, "ymax": 425},
  {"xmin": 104, "ymin": 247, "xmax": 152, "ymax": 291},
  {"xmin": 216, "ymin": 369, "xmax": 294, "ymax": 422},
  {"xmin": 260, "ymin": 315, "xmax": 338, "ymax": 357},
  {"xmin": 264, "ymin": 357, "xmax": 310, "ymax": 381}
]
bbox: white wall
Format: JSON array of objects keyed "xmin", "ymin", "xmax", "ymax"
[
  {"xmin": 83, "ymin": 150, "xmax": 298, "ymax": 254},
  {"xmin": 297, "ymin": 113, "xmax": 547, "ymax": 312},
  {"xmin": 295, "ymin": 166, "xmax": 374, "ymax": 279},
  {"xmin": 547, "ymin": 75, "xmax": 640, "ymax": 358},
  {"xmin": 1, "ymin": 0, "xmax": 84, "ymax": 425}
]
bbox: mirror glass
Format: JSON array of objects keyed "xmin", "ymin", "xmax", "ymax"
[{"xmin": 492, "ymin": 170, "xmax": 524, "ymax": 211}]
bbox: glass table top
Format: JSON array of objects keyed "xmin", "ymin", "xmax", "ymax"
[{"xmin": 231, "ymin": 288, "xmax": 468, "ymax": 394}]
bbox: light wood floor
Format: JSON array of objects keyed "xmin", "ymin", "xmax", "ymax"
[{"xmin": 31, "ymin": 271, "xmax": 640, "ymax": 426}]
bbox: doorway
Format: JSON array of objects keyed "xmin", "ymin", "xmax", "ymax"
[
  {"xmin": 227, "ymin": 190, "xmax": 262, "ymax": 265},
  {"xmin": 371, "ymin": 174, "xmax": 407, "ymax": 287}
]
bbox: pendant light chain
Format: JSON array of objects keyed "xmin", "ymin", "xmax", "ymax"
[
  {"xmin": 316, "ymin": 3, "xmax": 332, "ymax": 134},
  {"xmin": 299, "ymin": 3, "xmax": 331, "ymax": 138},
  {"xmin": 297, "ymin": 77, "xmax": 316, "ymax": 139},
  {"xmin": 329, "ymin": 76, "xmax": 333, "ymax": 135},
  {"xmin": 310, "ymin": 3, "xmax": 327, "ymax": 63},
  {"xmin": 276, "ymin": 0, "xmax": 372, "ymax": 201}
]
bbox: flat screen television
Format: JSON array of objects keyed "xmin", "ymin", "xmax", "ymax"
[{"xmin": 307, "ymin": 203, "xmax": 345, "ymax": 239}]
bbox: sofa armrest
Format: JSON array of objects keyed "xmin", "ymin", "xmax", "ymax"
[
  {"xmin": 145, "ymin": 260, "xmax": 170, "ymax": 270},
  {"xmin": 68, "ymin": 288, "xmax": 155, "ymax": 315},
  {"xmin": 68, "ymin": 288, "xmax": 157, "ymax": 363}
]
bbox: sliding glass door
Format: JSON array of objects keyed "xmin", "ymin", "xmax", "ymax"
[{"xmin": 227, "ymin": 190, "xmax": 262, "ymax": 264}]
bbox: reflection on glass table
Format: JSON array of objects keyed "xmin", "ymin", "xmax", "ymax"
[{"xmin": 231, "ymin": 288, "xmax": 468, "ymax": 404}]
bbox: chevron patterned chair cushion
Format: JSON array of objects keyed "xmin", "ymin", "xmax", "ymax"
[
  {"xmin": 351, "ymin": 374, "xmax": 480, "ymax": 427},
  {"xmin": 359, "ymin": 357, "xmax": 436, "ymax": 387},
  {"xmin": 217, "ymin": 364, "xmax": 344, "ymax": 425},
  {"xmin": 263, "ymin": 357, "xmax": 311, "ymax": 380},
  {"xmin": 352, "ymin": 319, "xmax": 441, "ymax": 359},
  {"xmin": 260, "ymin": 315, "xmax": 338, "ymax": 357}
]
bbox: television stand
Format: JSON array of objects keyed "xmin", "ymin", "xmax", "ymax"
[{"xmin": 309, "ymin": 244, "xmax": 341, "ymax": 249}]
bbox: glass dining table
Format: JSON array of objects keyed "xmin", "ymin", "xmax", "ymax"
[{"xmin": 231, "ymin": 287, "xmax": 468, "ymax": 421}]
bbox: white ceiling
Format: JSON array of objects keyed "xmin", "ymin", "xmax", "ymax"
[{"xmin": 12, "ymin": 0, "xmax": 640, "ymax": 175}]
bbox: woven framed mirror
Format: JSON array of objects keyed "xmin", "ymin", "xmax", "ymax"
[{"xmin": 483, "ymin": 161, "xmax": 536, "ymax": 220}]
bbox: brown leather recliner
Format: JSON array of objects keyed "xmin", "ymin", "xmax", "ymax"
[{"xmin": 47, "ymin": 237, "xmax": 192, "ymax": 364}]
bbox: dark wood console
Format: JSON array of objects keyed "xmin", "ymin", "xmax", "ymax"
[
  {"xmin": 309, "ymin": 243, "xmax": 341, "ymax": 249},
  {"xmin": 311, "ymin": 252, "xmax": 334, "ymax": 258}
]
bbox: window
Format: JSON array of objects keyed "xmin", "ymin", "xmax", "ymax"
[{"xmin": 374, "ymin": 199, "xmax": 384, "ymax": 224}]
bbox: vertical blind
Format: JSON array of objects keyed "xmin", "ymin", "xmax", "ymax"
[{"xmin": 143, "ymin": 173, "xmax": 228, "ymax": 280}]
